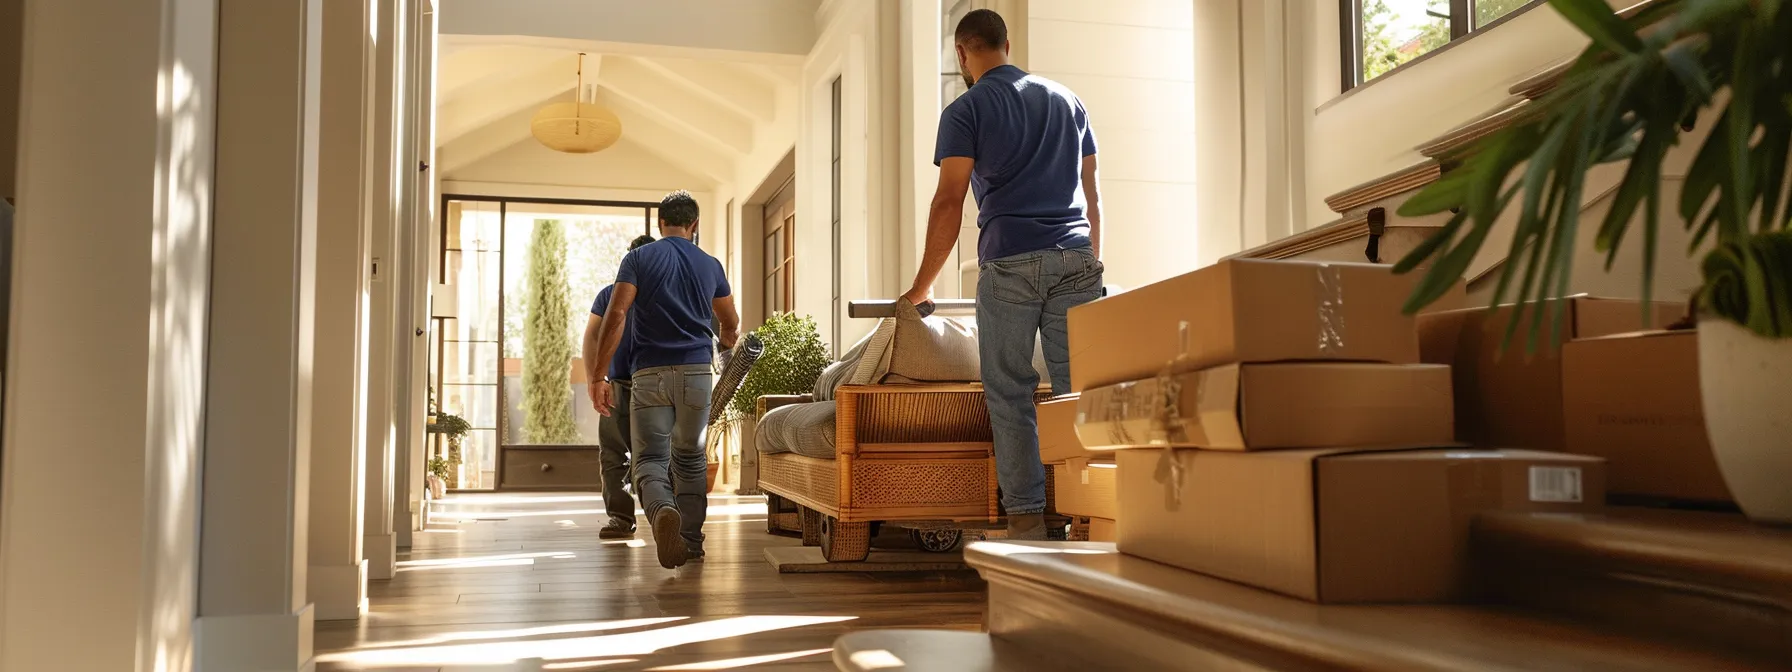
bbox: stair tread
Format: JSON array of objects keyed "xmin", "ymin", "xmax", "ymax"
[
  {"xmin": 967, "ymin": 541, "xmax": 1781, "ymax": 671},
  {"xmin": 1477, "ymin": 508, "xmax": 1792, "ymax": 589},
  {"xmin": 833, "ymin": 630, "xmax": 1058, "ymax": 672}
]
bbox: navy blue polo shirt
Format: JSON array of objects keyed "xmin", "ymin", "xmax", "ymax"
[
  {"xmin": 590, "ymin": 284, "xmax": 637, "ymax": 381},
  {"xmin": 934, "ymin": 64, "xmax": 1098, "ymax": 264},
  {"xmin": 615, "ymin": 237, "xmax": 731, "ymax": 369}
]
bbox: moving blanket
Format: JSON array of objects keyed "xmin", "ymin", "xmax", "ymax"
[{"xmin": 707, "ymin": 332, "xmax": 764, "ymax": 427}]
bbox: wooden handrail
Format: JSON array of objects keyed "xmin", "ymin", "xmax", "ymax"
[{"xmin": 1324, "ymin": 161, "xmax": 1443, "ymax": 215}]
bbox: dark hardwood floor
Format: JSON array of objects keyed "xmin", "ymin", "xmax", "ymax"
[{"xmin": 314, "ymin": 493, "xmax": 985, "ymax": 671}]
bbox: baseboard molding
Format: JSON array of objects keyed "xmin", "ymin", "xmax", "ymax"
[
  {"xmin": 309, "ymin": 560, "xmax": 367, "ymax": 621},
  {"xmin": 364, "ymin": 532, "xmax": 396, "ymax": 580},
  {"xmin": 195, "ymin": 604, "xmax": 315, "ymax": 672}
]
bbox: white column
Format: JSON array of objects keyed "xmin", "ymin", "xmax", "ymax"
[
  {"xmin": 0, "ymin": 0, "xmax": 217, "ymax": 668},
  {"xmin": 309, "ymin": 0, "xmax": 373, "ymax": 622},
  {"xmin": 194, "ymin": 0, "xmax": 321, "ymax": 669},
  {"xmin": 364, "ymin": 0, "xmax": 402, "ymax": 575},
  {"xmin": 404, "ymin": 0, "xmax": 441, "ymax": 527},
  {"xmin": 395, "ymin": 0, "xmax": 431, "ymax": 547}
]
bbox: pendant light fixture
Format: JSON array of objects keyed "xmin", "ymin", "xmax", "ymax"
[{"xmin": 531, "ymin": 53, "xmax": 622, "ymax": 154}]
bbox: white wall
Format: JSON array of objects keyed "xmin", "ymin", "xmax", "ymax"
[
  {"xmin": 438, "ymin": 0, "xmax": 821, "ymax": 58},
  {"xmin": 1030, "ymin": 0, "xmax": 1197, "ymax": 290}
]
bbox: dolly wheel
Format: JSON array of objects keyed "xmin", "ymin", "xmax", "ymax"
[{"xmin": 910, "ymin": 529, "xmax": 963, "ymax": 553}]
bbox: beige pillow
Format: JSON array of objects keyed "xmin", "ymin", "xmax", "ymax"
[{"xmin": 883, "ymin": 299, "xmax": 982, "ymax": 383}]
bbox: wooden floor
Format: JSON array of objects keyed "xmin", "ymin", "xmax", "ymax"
[{"xmin": 315, "ymin": 493, "xmax": 986, "ymax": 671}]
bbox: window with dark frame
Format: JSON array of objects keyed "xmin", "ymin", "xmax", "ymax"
[
  {"xmin": 830, "ymin": 75, "xmax": 843, "ymax": 357},
  {"xmin": 1340, "ymin": 0, "xmax": 1540, "ymax": 90}
]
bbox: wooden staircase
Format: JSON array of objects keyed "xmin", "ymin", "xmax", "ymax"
[{"xmin": 835, "ymin": 509, "xmax": 1792, "ymax": 671}]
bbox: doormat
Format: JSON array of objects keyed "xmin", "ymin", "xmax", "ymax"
[{"xmin": 763, "ymin": 546, "xmax": 971, "ymax": 573}]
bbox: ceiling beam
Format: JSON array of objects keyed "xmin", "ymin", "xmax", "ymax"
[
  {"xmin": 439, "ymin": 34, "xmax": 805, "ymax": 67},
  {"xmin": 594, "ymin": 88, "xmax": 737, "ymax": 184},
  {"xmin": 437, "ymin": 93, "xmax": 560, "ymax": 176},
  {"xmin": 437, "ymin": 0, "xmax": 820, "ymax": 57},
  {"xmin": 437, "ymin": 54, "xmax": 583, "ymax": 146},
  {"xmin": 630, "ymin": 58, "xmax": 780, "ymax": 123},
  {"xmin": 596, "ymin": 56, "xmax": 755, "ymax": 155}
]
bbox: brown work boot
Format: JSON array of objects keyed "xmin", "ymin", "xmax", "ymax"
[
  {"xmin": 598, "ymin": 519, "xmax": 635, "ymax": 540},
  {"xmin": 650, "ymin": 507, "xmax": 687, "ymax": 569},
  {"xmin": 1006, "ymin": 513, "xmax": 1049, "ymax": 541}
]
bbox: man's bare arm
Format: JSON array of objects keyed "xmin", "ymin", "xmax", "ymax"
[
  {"xmin": 593, "ymin": 283, "xmax": 638, "ymax": 382},
  {"xmin": 712, "ymin": 295, "xmax": 742, "ymax": 351},
  {"xmin": 582, "ymin": 313, "xmax": 604, "ymax": 383},
  {"xmin": 1082, "ymin": 153, "xmax": 1102, "ymax": 261},
  {"xmin": 902, "ymin": 157, "xmax": 975, "ymax": 305}
]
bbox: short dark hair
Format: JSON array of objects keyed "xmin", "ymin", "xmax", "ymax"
[
  {"xmin": 955, "ymin": 9, "xmax": 1007, "ymax": 51},
  {"xmin": 629, "ymin": 234, "xmax": 655, "ymax": 251},
  {"xmin": 659, "ymin": 190, "xmax": 700, "ymax": 228}
]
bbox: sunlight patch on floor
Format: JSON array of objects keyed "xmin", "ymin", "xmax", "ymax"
[{"xmin": 316, "ymin": 615, "xmax": 857, "ymax": 668}]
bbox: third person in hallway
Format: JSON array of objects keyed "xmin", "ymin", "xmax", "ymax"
[
  {"xmin": 590, "ymin": 191, "xmax": 741, "ymax": 569},
  {"xmin": 585, "ymin": 233, "xmax": 657, "ymax": 541},
  {"xmin": 900, "ymin": 8, "xmax": 1105, "ymax": 541}
]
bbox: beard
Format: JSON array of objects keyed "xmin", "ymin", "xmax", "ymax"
[{"xmin": 961, "ymin": 71, "xmax": 975, "ymax": 90}]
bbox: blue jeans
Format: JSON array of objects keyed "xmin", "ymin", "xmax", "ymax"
[
  {"xmin": 978, "ymin": 246, "xmax": 1104, "ymax": 515},
  {"xmin": 629, "ymin": 364, "xmax": 714, "ymax": 550},
  {"xmin": 597, "ymin": 379, "xmax": 635, "ymax": 528}
]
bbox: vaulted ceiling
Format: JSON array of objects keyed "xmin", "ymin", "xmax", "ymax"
[{"xmin": 435, "ymin": 0, "xmax": 814, "ymax": 188}]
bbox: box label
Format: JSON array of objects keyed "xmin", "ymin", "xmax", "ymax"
[
  {"xmin": 1529, "ymin": 466, "xmax": 1583, "ymax": 503},
  {"xmin": 1081, "ymin": 468, "xmax": 1090, "ymax": 485}
]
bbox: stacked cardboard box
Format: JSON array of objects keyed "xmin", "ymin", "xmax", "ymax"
[
  {"xmin": 1066, "ymin": 259, "xmax": 1607, "ymax": 604},
  {"xmin": 1419, "ymin": 297, "xmax": 1727, "ymax": 504},
  {"xmin": 1037, "ymin": 395, "xmax": 1117, "ymax": 540}
]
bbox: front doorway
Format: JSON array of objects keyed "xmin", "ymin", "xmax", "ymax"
[{"xmin": 433, "ymin": 195, "xmax": 658, "ymax": 491}]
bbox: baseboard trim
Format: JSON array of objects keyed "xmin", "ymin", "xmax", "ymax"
[
  {"xmin": 364, "ymin": 532, "xmax": 396, "ymax": 580},
  {"xmin": 195, "ymin": 604, "xmax": 315, "ymax": 672},
  {"xmin": 309, "ymin": 560, "xmax": 367, "ymax": 621}
]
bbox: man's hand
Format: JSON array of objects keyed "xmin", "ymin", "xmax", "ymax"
[
  {"xmin": 591, "ymin": 380, "xmax": 614, "ymax": 417},
  {"xmin": 900, "ymin": 285, "xmax": 934, "ymax": 312}
]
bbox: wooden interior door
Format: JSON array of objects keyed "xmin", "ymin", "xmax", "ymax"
[{"xmin": 762, "ymin": 183, "xmax": 796, "ymax": 320}]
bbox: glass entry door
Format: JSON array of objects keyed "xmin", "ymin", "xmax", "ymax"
[{"xmin": 435, "ymin": 196, "xmax": 656, "ymax": 490}]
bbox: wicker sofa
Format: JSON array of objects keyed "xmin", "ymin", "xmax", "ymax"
[{"xmin": 754, "ymin": 301, "xmax": 1062, "ymax": 562}]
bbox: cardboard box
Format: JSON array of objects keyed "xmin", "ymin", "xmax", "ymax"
[
  {"xmin": 1089, "ymin": 517, "xmax": 1116, "ymax": 542},
  {"xmin": 1417, "ymin": 296, "xmax": 1685, "ymax": 451},
  {"xmin": 1051, "ymin": 456, "xmax": 1117, "ymax": 520},
  {"xmin": 1037, "ymin": 395, "xmax": 1091, "ymax": 464},
  {"xmin": 1068, "ymin": 259, "xmax": 1423, "ymax": 392},
  {"xmin": 1115, "ymin": 447, "xmax": 1605, "ymax": 603},
  {"xmin": 1076, "ymin": 363, "xmax": 1454, "ymax": 451},
  {"xmin": 1562, "ymin": 329, "xmax": 1730, "ymax": 503}
]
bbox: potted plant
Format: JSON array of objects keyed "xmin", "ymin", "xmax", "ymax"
[
  {"xmin": 425, "ymin": 390, "xmax": 471, "ymax": 490},
  {"xmin": 1395, "ymin": 0, "xmax": 1792, "ymax": 522},
  {"xmin": 710, "ymin": 313, "xmax": 830, "ymax": 493},
  {"xmin": 426, "ymin": 456, "xmax": 453, "ymax": 499}
]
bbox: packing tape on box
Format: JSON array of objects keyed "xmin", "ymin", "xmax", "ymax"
[
  {"xmin": 1154, "ymin": 321, "xmax": 1193, "ymax": 509},
  {"xmin": 1316, "ymin": 263, "xmax": 1346, "ymax": 354}
]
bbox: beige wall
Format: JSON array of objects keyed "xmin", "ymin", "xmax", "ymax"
[
  {"xmin": 1030, "ymin": 0, "xmax": 1197, "ymax": 289},
  {"xmin": 1302, "ymin": 0, "xmax": 1633, "ymax": 227}
]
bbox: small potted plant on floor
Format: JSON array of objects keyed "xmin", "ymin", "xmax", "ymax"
[
  {"xmin": 425, "ymin": 390, "xmax": 472, "ymax": 490},
  {"xmin": 711, "ymin": 312, "xmax": 830, "ymax": 493},
  {"xmin": 1395, "ymin": 0, "xmax": 1792, "ymax": 522}
]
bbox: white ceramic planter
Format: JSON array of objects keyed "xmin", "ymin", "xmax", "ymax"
[{"xmin": 1698, "ymin": 317, "xmax": 1792, "ymax": 524}]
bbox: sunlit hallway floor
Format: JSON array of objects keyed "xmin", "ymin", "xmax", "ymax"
[{"xmin": 314, "ymin": 493, "xmax": 986, "ymax": 671}]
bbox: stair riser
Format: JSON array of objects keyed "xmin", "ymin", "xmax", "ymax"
[
  {"xmin": 989, "ymin": 577, "xmax": 1311, "ymax": 670},
  {"xmin": 1479, "ymin": 557, "xmax": 1792, "ymax": 664}
]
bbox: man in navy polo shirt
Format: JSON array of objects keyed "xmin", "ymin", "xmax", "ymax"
[
  {"xmin": 584, "ymin": 234, "xmax": 657, "ymax": 541},
  {"xmin": 591, "ymin": 191, "xmax": 740, "ymax": 569},
  {"xmin": 900, "ymin": 8, "xmax": 1105, "ymax": 541}
]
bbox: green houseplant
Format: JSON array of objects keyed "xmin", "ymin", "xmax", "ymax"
[
  {"xmin": 724, "ymin": 312, "xmax": 831, "ymax": 422},
  {"xmin": 520, "ymin": 219, "xmax": 582, "ymax": 445},
  {"xmin": 1395, "ymin": 0, "xmax": 1792, "ymax": 521},
  {"xmin": 425, "ymin": 389, "xmax": 471, "ymax": 492},
  {"xmin": 712, "ymin": 313, "xmax": 829, "ymax": 494}
]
